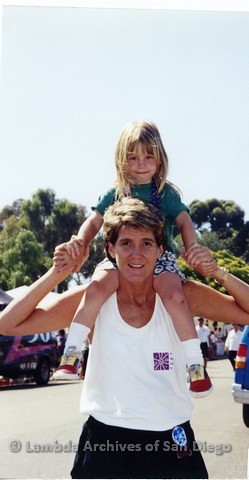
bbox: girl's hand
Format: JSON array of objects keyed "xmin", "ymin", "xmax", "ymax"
[
  {"xmin": 53, "ymin": 244, "xmax": 72, "ymax": 271},
  {"xmin": 182, "ymin": 244, "xmax": 217, "ymax": 277},
  {"xmin": 183, "ymin": 244, "xmax": 213, "ymax": 269},
  {"xmin": 194, "ymin": 259, "xmax": 218, "ymax": 278},
  {"xmin": 53, "ymin": 242, "xmax": 89, "ymax": 273},
  {"xmin": 64, "ymin": 235, "xmax": 84, "ymax": 260}
]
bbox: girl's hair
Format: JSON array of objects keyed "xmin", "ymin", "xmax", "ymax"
[
  {"xmin": 114, "ymin": 121, "xmax": 169, "ymax": 198},
  {"xmin": 103, "ymin": 197, "xmax": 167, "ymax": 260}
]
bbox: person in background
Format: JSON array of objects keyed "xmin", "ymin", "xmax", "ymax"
[
  {"xmin": 196, "ymin": 318, "xmax": 211, "ymax": 367},
  {"xmin": 225, "ymin": 324, "xmax": 243, "ymax": 370},
  {"xmin": 217, "ymin": 327, "xmax": 224, "ymax": 341},
  {"xmin": 55, "ymin": 329, "xmax": 67, "ymax": 365},
  {"xmin": 209, "ymin": 330, "xmax": 218, "ymax": 360},
  {"xmin": 78, "ymin": 339, "xmax": 89, "ymax": 380}
]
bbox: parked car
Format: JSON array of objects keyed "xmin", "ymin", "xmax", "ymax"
[
  {"xmin": 0, "ymin": 332, "xmax": 58, "ymax": 386},
  {"xmin": 232, "ymin": 325, "xmax": 249, "ymax": 427}
]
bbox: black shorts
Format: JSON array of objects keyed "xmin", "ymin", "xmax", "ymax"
[
  {"xmin": 200, "ymin": 342, "xmax": 209, "ymax": 358},
  {"xmin": 71, "ymin": 416, "xmax": 208, "ymax": 479}
]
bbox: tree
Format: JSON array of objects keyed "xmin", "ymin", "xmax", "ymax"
[
  {"xmin": 188, "ymin": 198, "xmax": 249, "ymax": 260},
  {"xmin": 0, "ymin": 189, "xmax": 88, "ymax": 290},
  {"xmin": 19, "ymin": 189, "xmax": 87, "ymax": 256},
  {"xmin": 230, "ymin": 221, "xmax": 249, "ymax": 262},
  {"xmin": 188, "ymin": 200, "xmax": 210, "ymax": 230},
  {"xmin": 20, "ymin": 189, "xmax": 56, "ymax": 245},
  {"xmin": 46, "ymin": 200, "xmax": 86, "ymax": 256},
  {"xmin": 189, "ymin": 199, "xmax": 245, "ymax": 235},
  {"xmin": 81, "ymin": 234, "xmax": 106, "ymax": 279},
  {"xmin": 69, "ymin": 234, "xmax": 106, "ymax": 286},
  {"xmin": 0, "ymin": 199, "xmax": 24, "ymax": 227},
  {"xmin": 0, "ymin": 229, "xmax": 51, "ymax": 289},
  {"xmin": 198, "ymin": 230, "xmax": 225, "ymax": 252}
]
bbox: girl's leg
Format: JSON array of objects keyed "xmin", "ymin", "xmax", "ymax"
[
  {"xmin": 53, "ymin": 268, "xmax": 119, "ymax": 380},
  {"xmin": 71, "ymin": 268, "xmax": 119, "ymax": 331},
  {"xmin": 154, "ymin": 272, "xmax": 197, "ymax": 341},
  {"xmin": 154, "ymin": 272, "xmax": 213, "ymax": 398}
]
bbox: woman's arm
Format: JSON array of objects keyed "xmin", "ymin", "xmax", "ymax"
[
  {"xmin": 209, "ymin": 264, "xmax": 249, "ymax": 315},
  {"xmin": 183, "ymin": 245, "xmax": 249, "ymax": 324},
  {"xmin": 0, "ymin": 252, "xmax": 89, "ymax": 336}
]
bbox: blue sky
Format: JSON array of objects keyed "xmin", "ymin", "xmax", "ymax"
[{"xmin": 1, "ymin": 1, "xmax": 249, "ymax": 221}]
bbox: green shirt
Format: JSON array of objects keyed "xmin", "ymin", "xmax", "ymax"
[{"xmin": 92, "ymin": 183, "xmax": 189, "ymax": 252}]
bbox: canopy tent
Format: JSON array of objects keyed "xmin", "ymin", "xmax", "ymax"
[
  {"xmin": 0, "ymin": 286, "xmax": 60, "ymax": 312},
  {"xmin": 0, "ymin": 289, "xmax": 13, "ymax": 311}
]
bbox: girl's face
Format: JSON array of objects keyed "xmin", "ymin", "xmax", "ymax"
[{"xmin": 126, "ymin": 143, "xmax": 157, "ymax": 184}]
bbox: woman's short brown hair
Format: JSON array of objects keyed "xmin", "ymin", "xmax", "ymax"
[{"xmin": 103, "ymin": 197, "xmax": 167, "ymax": 260}]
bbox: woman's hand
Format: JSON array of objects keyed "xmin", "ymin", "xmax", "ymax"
[
  {"xmin": 182, "ymin": 244, "xmax": 217, "ymax": 277},
  {"xmin": 53, "ymin": 239, "xmax": 89, "ymax": 273}
]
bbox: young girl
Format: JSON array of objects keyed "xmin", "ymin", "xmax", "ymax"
[{"xmin": 53, "ymin": 121, "xmax": 212, "ymax": 397}]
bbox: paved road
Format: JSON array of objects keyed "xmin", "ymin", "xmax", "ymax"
[
  {"xmin": 191, "ymin": 359, "xmax": 248, "ymax": 479},
  {"xmin": 0, "ymin": 358, "xmax": 248, "ymax": 479}
]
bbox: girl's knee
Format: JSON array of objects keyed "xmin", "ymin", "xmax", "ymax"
[
  {"xmin": 154, "ymin": 274, "xmax": 186, "ymax": 306},
  {"xmin": 166, "ymin": 288, "xmax": 186, "ymax": 307},
  {"xmin": 84, "ymin": 280, "xmax": 100, "ymax": 300},
  {"xmin": 87, "ymin": 270, "xmax": 119, "ymax": 300}
]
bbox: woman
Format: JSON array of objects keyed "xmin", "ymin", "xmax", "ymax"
[{"xmin": 1, "ymin": 198, "xmax": 249, "ymax": 478}]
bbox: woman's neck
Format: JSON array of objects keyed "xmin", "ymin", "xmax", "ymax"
[{"xmin": 116, "ymin": 280, "xmax": 156, "ymax": 328}]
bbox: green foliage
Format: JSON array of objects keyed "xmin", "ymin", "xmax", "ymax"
[
  {"xmin": 198, "ymin": 230, "xmax": 224, "ymax": 251},
  {"xmin": 0, "ymin": 189, "xmax": 88, "ymax": 290},
  {"xmin": 19, "ymin": 189, "xmax": 86, "ymax": 257},
  {"xmin": 0, "ymin": 199, "xmax": 24, "ymax": 227},
  {"xmin": 188, "ymin": 198, "xmax": 249, "ymax": 261},
  {"xmin": 188, "ymin": 200, "xmax": 210, "ymax": 230},
  {"xmin": 69, "ymin": 234, "xmax": 106, "ymax": 287},
  {"xmin": 46, "ymin": 200, "xmax": 86, "ymax": 256},
  {"xmin": 82, "ymin": 234, "xmax": 106, "ymax": 279},
  {"xmin": 231, "ymin": 221, "xmax": 249, "ymax": 262},
  {"xmin": 213, "ymin": 250, "xmax": 249, "ymax": 284},
  {"xmin": 0, "ymin": 228, "xmax": 52, "ymax": 289},
  {"xmin": 189, "ymin": 198, "xmax": 245, "ymax": 236},
  {"xmin": 177, "ymin": 249, "xmax": 249, "ymax": 291},
  {"xmin": 177, "ymin": 197, "xmax": 249, "ymax": 288}
]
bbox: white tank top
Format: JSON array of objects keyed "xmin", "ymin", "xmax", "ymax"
[{"xmin": 80, "ymin": 293, "xmax": 193, "ymax": 431}]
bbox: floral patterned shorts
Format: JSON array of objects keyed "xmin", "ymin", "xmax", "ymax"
[{"xmin": 94, "ymin": 251, "xmax": 186, "ymax": 282}]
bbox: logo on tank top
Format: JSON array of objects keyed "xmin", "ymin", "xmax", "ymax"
[
  {"xmin": 153, "ymin": 352, "xmax": 173, "ymax": 370},
  {"xmin": 172, "ymin": 426, "xmax": 187, "ymax": 446}
]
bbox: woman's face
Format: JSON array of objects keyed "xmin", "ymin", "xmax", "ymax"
[{"xmin": 108, "ymin": 225, "xmax": 163, "ymax": 284}]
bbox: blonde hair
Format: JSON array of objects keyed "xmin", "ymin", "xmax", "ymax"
[{"xmin": 114, "ymin": 121, "xmax": 168, "ymax": 198}]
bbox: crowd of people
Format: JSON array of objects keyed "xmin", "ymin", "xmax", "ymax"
[{"xmin": 195, "ymin": 317, "xmax": 243, "ymax": 369}]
